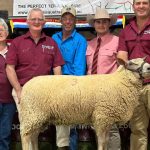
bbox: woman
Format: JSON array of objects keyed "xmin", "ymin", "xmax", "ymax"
[{"xmin": 0, "ymin": 18, "xmax": 16, "ymax": 150}]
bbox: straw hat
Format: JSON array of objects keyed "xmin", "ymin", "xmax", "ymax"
[
  {"xmin": 61, "ymin": 6, "xmax": 76, "ymax": 17},
  {"xmin": 87, "ymin": 7, "xmax": 117, "ymax": 26}
]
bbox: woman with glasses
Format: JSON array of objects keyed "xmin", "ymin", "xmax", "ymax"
[{"xmin": 0, "ymin": 18, "xmax": 16, "ymax": 150}]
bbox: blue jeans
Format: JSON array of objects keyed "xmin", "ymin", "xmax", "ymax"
[
  {"xmin": 69, "ymin": 128, "xmax": 78, "ymax": 150},
  {"xmin": 0, "ymin": 103, "xmax": 16, "ymax": 150}
]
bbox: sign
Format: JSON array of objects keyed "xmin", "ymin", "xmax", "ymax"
[{"xmin": 13, "ymin": 0, "xmax": 134, "ymax": 17}]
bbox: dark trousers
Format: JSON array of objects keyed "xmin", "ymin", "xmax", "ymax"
[
  {"xmin": 0, "ymin": 103, "xmax": 16, "ymax": 150},
  {"xmin": 69, "ymin": 128, "xmax": 78, "ymax": 150}
]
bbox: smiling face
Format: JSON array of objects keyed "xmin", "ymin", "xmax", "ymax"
[
  {"xmin": 0, "ymin": 24, "xmax": 8, "ymax": 43},
  {"xmin": 61, "ymin": 13, "xmax": 76, "ymax": 33},
  {"xmin": 27, "ymin": 9, "xmax": 45, "ymax": 33},
  {"xmin": 133, "ymin": 0, "xmax": 150, "ymax": 19},
  {"xmin": 94, "ymin": 19, "xmax": 111, "ymax": 36}
]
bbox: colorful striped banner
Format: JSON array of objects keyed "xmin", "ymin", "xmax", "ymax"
[{"xmin": 9, "ymin": 16, "xmax": 124, "ymax": 32}]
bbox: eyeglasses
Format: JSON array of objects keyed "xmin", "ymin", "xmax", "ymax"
[{"xmin": 29, "ymin": 18, "xmax": 44, "ymax": 23}]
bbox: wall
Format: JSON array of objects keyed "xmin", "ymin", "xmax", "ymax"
[{"xmin": 1, "ymin": 0, "xmax": 13, "ymax": 16}]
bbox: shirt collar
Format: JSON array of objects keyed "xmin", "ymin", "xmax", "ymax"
[
  {"xmin": 57, "ymin": 29, "xmax": 76, "ymax": 40},
  {"xmin": 97, "ymin": 32, "xmax": 111, "ymax": 42},
  {"xmin": 0, "ymin": 47, "xmax": 8, "ymax": 58},
  {"xmin": 130, "ymin": 17, "xmax": 150, "ymax": 33},
  {"xmin": 24, "ymin": 31, "xmax": 46, "ymax": 40}
]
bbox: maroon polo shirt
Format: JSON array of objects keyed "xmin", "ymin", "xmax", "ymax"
[
  {"xmin": 0, "ymin": 50, "xmax": 14, "ymax": 103},
  {"xmin": 6, "ymin": 31, "xmax": 65, "ymax": 86},
  {"xmin": 118, "ymin": 17, "xmax": 150, "ymax": 83}
]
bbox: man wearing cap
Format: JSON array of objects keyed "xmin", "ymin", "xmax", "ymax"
[
  {"xmin": 117, "ymin": 0, "xmax": 150, "ymax": 149},
  {"xmin": 52, "ymin": 6, "xmax": 87, "ymax": 150},
  {"xmin": 86, "ymin": 8, "xmax": 121, "ymax": 150}
]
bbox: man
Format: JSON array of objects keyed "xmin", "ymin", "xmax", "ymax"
[
  {"xmin": 117, "ymin": 0, "xmax": 150, "ymax": 149},
  {"xmin": 86, "ymin": 8, "xmax": 121, "ymax": 150},
  {"xmin": 52, "ymin": 6, "xmax": 87, "ymax": 150},
  {"xmin": 6, "ymin": 8, "xmax": 64, "ymax": 111},
  {"xmin": 0, "ymin": 18, "xmax": 16, "ymax": 150}
]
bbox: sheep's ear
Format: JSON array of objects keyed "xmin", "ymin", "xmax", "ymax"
[{"xmin": 117, "ymin": 58, "xmax": 127, "ymax": 67}]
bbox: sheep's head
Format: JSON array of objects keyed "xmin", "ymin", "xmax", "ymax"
[{"xmin": 119, "ymin": 57, "xmax": 150, "ymax": 79}]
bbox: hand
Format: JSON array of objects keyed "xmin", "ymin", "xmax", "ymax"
[{"xmin": 16, "ymin": 87, "xmax": 22, "ymax": 104}]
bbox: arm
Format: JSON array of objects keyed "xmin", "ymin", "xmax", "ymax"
[
  {"xmin": 6, "ymin": 64, "xmax": 22, "ymax": 104},
  {"xmin": 53, "ymin": 66, "xmax": 62, "ymax": 75},
  {"xmin": 117, "ymin": 29, "xmax": 129, "ymax": 62},
  {"xmin": 117, "ymin": 51, "xmax": 128, "ymax": 62},
  {"xmin": 52, "ymin": 39, "xmax": 65, "ymax": 75}
]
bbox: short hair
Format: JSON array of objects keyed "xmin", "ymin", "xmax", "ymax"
[
  {"xmin": 27, "ymin": 8, "xmax": 45, "ymax": 20},
  {"xmin": 0, "ymin": 18, "xmax": 9, "ymax": 33},
  {"xmin": 133, "ymin": 0, "xmax": 150, "ymax": 3}
]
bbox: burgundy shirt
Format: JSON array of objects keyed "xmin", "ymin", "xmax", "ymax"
[
  {"xmin": 118, "ymin": 17, "xmax": 150, "ymax": 83},
  {"xmin": 6, "ymin": 31, "xmax": 65, "ymax": 85},
  {"xmin": 0, "ymin": 48, "xmax": 14, "ymax": 103}
]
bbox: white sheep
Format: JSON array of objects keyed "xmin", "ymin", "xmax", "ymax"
[{"xmin": 19, "ymin": 58, "xmax": 150, "ymax": 150}]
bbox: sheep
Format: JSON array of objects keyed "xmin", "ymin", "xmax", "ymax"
[{"xmin": 19, "ymin": 58, "xmax": 150, "ymax": 150}]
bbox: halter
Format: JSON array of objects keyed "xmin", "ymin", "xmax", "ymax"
[{"xmin": 127, "ymin": 61, "xmax": 146, "ymax": 80}]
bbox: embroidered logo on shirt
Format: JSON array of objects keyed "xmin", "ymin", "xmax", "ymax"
[
  {"xmin": 144, "ymin": 30, "xmax": 150, "ymax": 34},
  {"xmin": 42, "ymin": 45, "xmax": 54, "ymax": 52}
]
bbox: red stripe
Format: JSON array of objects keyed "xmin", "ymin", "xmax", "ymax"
[
  {"xmin": 11, "ymin": 15, "xmax": 123, "ymax": 23},
  {"xmin": 12, "ymin": 19, "xmax": 26, "ymax": 22},
  {"xmin": 118, "ymin": 15, "xmax": 123, "ymax": 19}
]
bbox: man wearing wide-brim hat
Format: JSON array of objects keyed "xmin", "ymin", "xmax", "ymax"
[
  {"xmin": 87, "ymin": 8, "xmax": 117, "ymax": 28},
  {"xmin": 86, "ymin": 7, "xmax": 121, "ymax": 150}
]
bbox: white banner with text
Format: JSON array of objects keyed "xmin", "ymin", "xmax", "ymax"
[{"xmin": 13, "ymin": 0, "xmax": 134, "ymax": 17}]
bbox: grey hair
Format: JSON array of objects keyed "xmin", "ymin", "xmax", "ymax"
[
  {"xmin": 0, "ymin": 18, "xmax": 9, "ymax": 33},
  {"xmin": 27, "ymin": 8, "xmax": 45, "ymax": 20}
]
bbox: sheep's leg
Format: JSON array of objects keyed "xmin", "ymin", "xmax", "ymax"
[
  {"xmin": 21, "ymin": 134, "xmax": 33, "ymax": 150},
  {"xmin": 97, "ymin": 129, "xmax": 110, "ymax": 150},
  {"xmin": 31, "ymin": 131, "xmax": 39, "ymax": 150},
  {"xmin": 21, "ymin": 131, "xmax": 39, "ymax": 150}
]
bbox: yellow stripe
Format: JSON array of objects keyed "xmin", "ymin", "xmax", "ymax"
[
  {"xmin": 122, "ymin": 15, "xmax": 126, "ymax": 28},
  {"xmin": 9, "ymin": 20, "xmax": 14, "ymax": 33}
]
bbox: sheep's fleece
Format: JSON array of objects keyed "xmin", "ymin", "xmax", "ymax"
[{"xmin": 19, "ymin": 58, "xmax": 150, "ymax": 150}]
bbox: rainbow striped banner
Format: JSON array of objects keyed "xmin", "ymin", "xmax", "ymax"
[{"xmin": 10, "ymin": 16, "xmax": 125, "ymax": 32}]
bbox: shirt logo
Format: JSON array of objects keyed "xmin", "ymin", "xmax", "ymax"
[
  {"xmin": 144, "ymin": 30, "xmax": 150, "ymax": 34},
  {"xmin": 42, "ymin": 45, "xmax": 54, "ymax": 52}
]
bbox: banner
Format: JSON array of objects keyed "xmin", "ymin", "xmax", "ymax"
[
  {"xmin": 9, "ymin": 15, "xmax": 124, "ymax": 32},
  {"xmin": 13, "ymin": 0, "xmax": 134, "ymax": 17}
]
